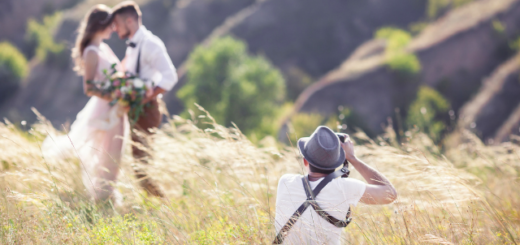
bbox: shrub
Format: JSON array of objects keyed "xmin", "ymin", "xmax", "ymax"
[
  {"xmin": 178, "ymin": 36, "xmax": 286, "ymax": 140},
  {"xmin": 375, "ymin": 27, "xmax": 421, "ymax": 75},
  {"xmin": 288, "ymin": 113, "xmax": 325, "ymax": 142},
  {"xmin": 0, "ymin": 42, "xmax": 29, "ymax": 81},
  {"xmin": 25, "ymin": 12, "xmax": 65, "ymax": 62},
  {"xmin": 288, "ymin": 106, "xmax": 374, "ymax": 143},
  {"xmin": 406, "ymin": 86, "xmax": 450, "ymax": 142}
]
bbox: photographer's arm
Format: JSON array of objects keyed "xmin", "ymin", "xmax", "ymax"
[
  {"xmin": 83, "ymin": 51, "xmax": 112, "ymax": 101},
  {"xmin": 341, "ymin": 136, "xmax": 397, "ymax": 205}
]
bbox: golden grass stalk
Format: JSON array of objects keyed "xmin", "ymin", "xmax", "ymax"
[{"xmin": 0, "ymin": 109, "xmax": 519, "ymax": 244}]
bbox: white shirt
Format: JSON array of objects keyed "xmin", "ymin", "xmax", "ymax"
[
  {"xmin": 275, "ymin": 174, "xmax": 366, "ymax": 245},
  {"xmin": 124, "ymin": 26, "xmax": 178, "ymax": 91}
]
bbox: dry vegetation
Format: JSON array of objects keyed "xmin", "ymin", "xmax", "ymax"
[{"xmin": 0, "ymin": 109, "xmax": 519, "ymax": 244}]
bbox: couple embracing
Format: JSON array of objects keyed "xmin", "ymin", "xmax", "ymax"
[{"xmin": 42, "ymin": 1, "xmax": 177, "ymax": 203}]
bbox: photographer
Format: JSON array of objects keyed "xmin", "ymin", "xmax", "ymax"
[{"xmin": 274, "ymin": 126, "xmax": 397, "ymax": 244}]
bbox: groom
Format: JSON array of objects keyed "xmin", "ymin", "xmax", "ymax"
[{"xmin": 111, "ymin": 1, "xmax": 178, "ymax": 197}]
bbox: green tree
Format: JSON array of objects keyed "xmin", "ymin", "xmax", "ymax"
[
  {"xmin": 25, "ymin": 12, "xmax": 65, "ymax": 63},
  {"xmin": 406, "ymin": 86, "xmax": 450, "ymax": 142},
  {"xmin": 178, "ymin": 36, "xmax": 286, "ymax": 140}
]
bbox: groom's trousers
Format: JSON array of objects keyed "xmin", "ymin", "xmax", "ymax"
[{"xmin": 131, "ymin": 98, "xmax": 165, "ymax": 197}]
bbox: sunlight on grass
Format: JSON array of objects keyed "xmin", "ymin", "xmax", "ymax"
[{"xmin": 0, "ymin": 108, "xmax": 519, "ymax": 244}]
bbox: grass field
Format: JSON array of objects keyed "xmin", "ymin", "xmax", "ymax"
[{"xmin": 0, "ymin": 110, "xmax": 519, "ymax": 244}]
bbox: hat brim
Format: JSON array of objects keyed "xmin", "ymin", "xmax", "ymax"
[{"xmin": 298, "ymin": 137, "xmax": 345, "ymax": 171}]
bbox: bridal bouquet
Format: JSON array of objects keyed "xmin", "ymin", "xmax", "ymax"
[{"xmin": 87, "ymin": 64, "xmax": 153, "ymax": 125}]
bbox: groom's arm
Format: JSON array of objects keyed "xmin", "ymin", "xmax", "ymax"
[{"xmin": 141, "ymin": 40, "xmax": 178, "ymax": 104}]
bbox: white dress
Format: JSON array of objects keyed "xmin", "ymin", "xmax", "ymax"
[{"xmin": 42, "ymin": 43, "xmax": 129, "ymax": 202}]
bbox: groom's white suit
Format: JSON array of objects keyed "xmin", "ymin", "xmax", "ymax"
[{"xmin": 124, "ymin": 25, "xmax": 177, "ymax": 91}]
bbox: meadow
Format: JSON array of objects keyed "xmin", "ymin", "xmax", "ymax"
[{"xmin": 0, "ymin": 109, "xmax": 519, "ymax": 244}]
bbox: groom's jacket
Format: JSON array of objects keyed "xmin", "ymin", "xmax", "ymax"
[{"xmin": 124, "ymin": 25, "xmax": 178, "ymax": 91}]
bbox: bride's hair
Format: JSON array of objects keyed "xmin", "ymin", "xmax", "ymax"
[{"xmin": 71, "ymin": 4, "xmax": 112, "ymax": 75}]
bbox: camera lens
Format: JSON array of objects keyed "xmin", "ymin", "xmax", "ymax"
[{"xmin": 337, "ymin": 133, "xmax": 346, "ymax": 143}]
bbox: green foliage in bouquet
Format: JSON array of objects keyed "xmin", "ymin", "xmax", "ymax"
[
  {"xmin": 179, "ymin": 36, "xmax": 286, "ymax": 140},
  {"xmin": 406, "ymin": 86, "xmax": 450, "ymax": 142},
  {"xmin": 86, "ymin": 64, "xmax": 151, "ymax": 125},
  {"xmin": 376, "ymin": 27, "xmax": 421, "ymax": 75}
]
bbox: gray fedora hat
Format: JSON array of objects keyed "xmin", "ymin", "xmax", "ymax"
[{"xmin": 298, "ymin": 126, "xmax": 345, "ymax": 171}]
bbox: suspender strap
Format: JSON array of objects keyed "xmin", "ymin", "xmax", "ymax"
[
  {"xmin": 273, "ymin": 197, "xmax": 311, "ymax": 244},
  {"xmin": 304, "ymin": 177, "xmax": 352, "ymax": 228},
  {"xmin": 273, "ymin": 167, "xmax": 351, "ymax": 244},
  {"xmin": 135, "ymin": 45, "xmax": 142, "ymax": 76}
]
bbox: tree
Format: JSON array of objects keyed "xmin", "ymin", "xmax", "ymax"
[
  {"xmin": 406, "ymin": 86, "xmax": 450, "ymax": 142},
  {"xmin": 178, "ymin": 36, "xmax": 286, "ymax": 140},
  {"xmin": 25, "ymin": 12, "xmax": 67, "ymax": 68}
]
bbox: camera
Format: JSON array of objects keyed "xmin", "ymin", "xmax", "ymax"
[
  {"xmin": 336, "ymin": 133, "xmax": 350, "ymax": 178},
  {"xmin": 336, "ymin": 133, "xmax": 347, "ymax": 143}
]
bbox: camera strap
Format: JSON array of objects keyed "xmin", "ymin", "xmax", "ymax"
[{"xmin": 273, "ymin": 167, "xmax": 352, "ymax": 244}]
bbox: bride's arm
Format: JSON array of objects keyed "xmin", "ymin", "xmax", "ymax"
[{"xmin": 83, "ymin": 50, "xmax": 112, "ymax": 101}]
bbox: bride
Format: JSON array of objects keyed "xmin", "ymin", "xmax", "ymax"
[{"xmin": 42, "ymin": 4, "xmax": 129, "ymax": 204}]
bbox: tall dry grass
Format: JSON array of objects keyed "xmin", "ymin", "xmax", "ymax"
[{"xmin": 0, "ymin": 109, "xmax": 519, "ymax": 244}]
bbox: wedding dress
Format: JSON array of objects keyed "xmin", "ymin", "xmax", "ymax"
[{"xmin": 41, "ymin": 43, "xmax": 129, "ymax": 202}]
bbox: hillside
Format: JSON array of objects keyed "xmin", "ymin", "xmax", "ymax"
[
  {"xmin": 0, "ymin": 0, "xmax": 76, "ymax": 44},
  {"xmin": 1, "ymin": 0, "xmax": 519, "ymax": 144},
  {"xmin": 290, "ymin": 0, "xmax": 520, "ymax": 137},
  {"xmin": 0, "ymin": 0, "xmax": 426, "ymax": 127},
  {"xmin": 457, "ymin": 52, "xmax": 520, "ymax": 143}
]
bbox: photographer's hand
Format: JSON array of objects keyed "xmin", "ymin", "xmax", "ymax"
[
  {"xmin": 341, "ymin": 136, "xmax": 397, "ymax": 205},
  {"xmin": 340, "ymin": 134, "xmax": 356, "ymax": 162}
]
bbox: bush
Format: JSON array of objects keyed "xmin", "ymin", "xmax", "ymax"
[
  {"xmin": 25, "ymin": 12, "xmax": 65, "ymax": 63},
  {"xmin": 376, "ymin": 27, "xmax": 421, "ymax": 75},
  {"xmin": 406, "ymin": 86, "xmax": 450, "ymax": 142},
  {"xmin": 288, "ymin": 106, "xmax": 374, "ymax": 143},
  {"xmin": 178, "ymin": 36, "xmax": 286, "ymax": 140},
  {"xmin": 0, "ymin": 42, "xmax": 29, "ymax": 81},
  {"xmin": 288, "ymin": 113, "xmax": 325, "ymax": 142}
]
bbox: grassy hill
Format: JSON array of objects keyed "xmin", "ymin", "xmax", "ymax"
[{"xmin": 0, "ymin": 109, "xmax": 518, "ymax": 244}]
